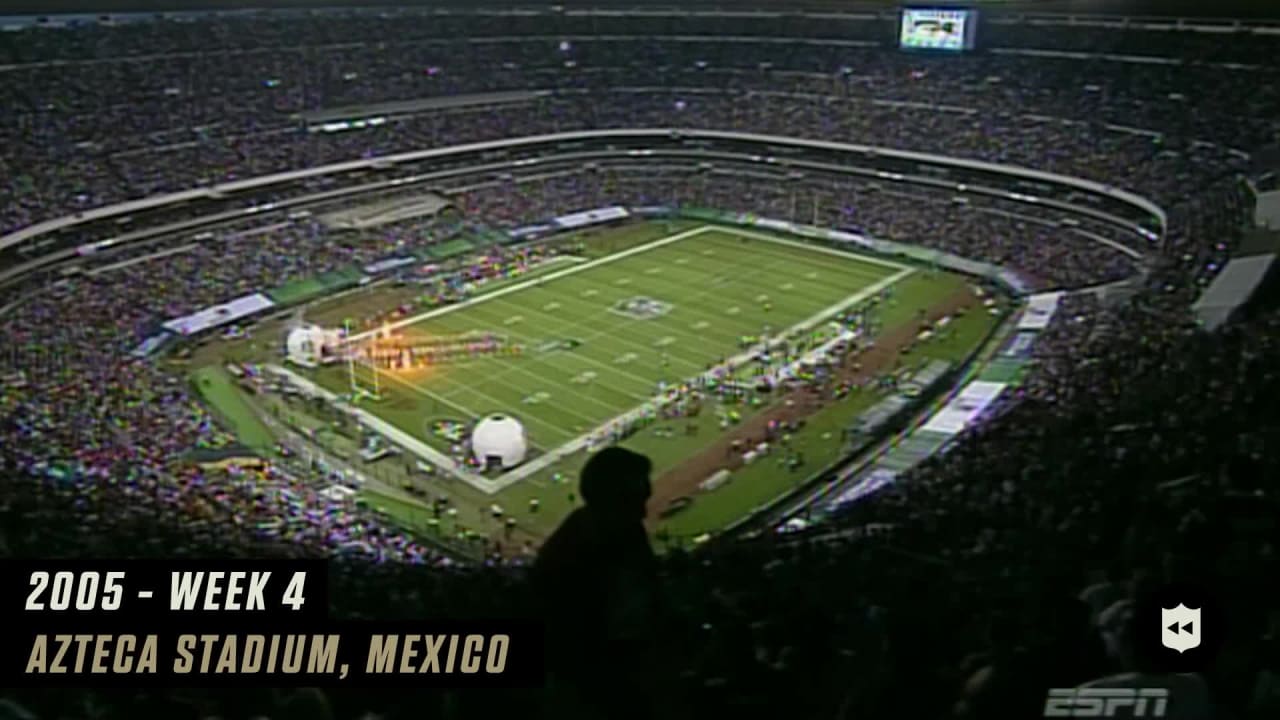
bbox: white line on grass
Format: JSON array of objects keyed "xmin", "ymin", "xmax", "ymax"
[
  {"xmin": 440, "ymin": 298, "xmax": 688, "ymax": 390},
  {"xmin": 264, "ymin": 364, "xmax": 465, "ymax": 476},
  {"xmin": 463, "ymin": 243, "xmax": 834, "ymax": 385},
  {"xmin": 348, "ymin": 362, "xmax": 484, "ymax": 421},
  {"xmin": 414, "ymin": 232, "xmax": 901, "ymax": 419},
  {"xmin": 347, "ymin": 226, "xmax": 718, "ymax": 342},
  {"xmin": 604, "ymin": 246, "xmax": 893, "ymax": 339},
  {"xmin": 440, "ymin": 356, "xmax": 640, "ymax": 422},
  {"xmin": 490, "ymin": 265, "xmax": 917, "ymax": 492},
  {"xmin": 332, "ymin": 223, "xmax": 920, "ymax": 493},
  {"xmin": 483, "ymin": 295, "xmax": 706, "ymax": 381},
  {"xmin": 450, "ymin": 248, "xmax": 911, "ymax": 443},
  {"xmin": 413, "ymin": 303, "xmax": 665, "ymax": 400},
  {"xmin": 375, "ymin": 365, "xmax": 580, "ymax": 442},
  {"xmin": 517, "ymin": 240, "xmax": 868, "ymax": 356}
]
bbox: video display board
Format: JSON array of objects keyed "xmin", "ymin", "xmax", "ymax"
[{"xmin": 899, "ymin": 8, "xmax": 978, "ymax": 51}]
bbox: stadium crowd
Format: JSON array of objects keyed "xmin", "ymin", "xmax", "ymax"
[
  {"xmin": 0, "ymin": 7, "xmax": 1278, "ymax": 720},
  {"xmin": 459, "ymin": 169, "xmax": 1145, "ymax": 289},
  {"xmin": 0, "ymin": 166, "xmax": 1142, "ymax": 570},
  {"xmin": 2, "ymin": 12, "xmax": 1275, "ymax": 234}
]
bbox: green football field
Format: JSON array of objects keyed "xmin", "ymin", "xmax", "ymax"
[
  {"xmin": 192, "ymin": 220, "xmax": 998, "ymax": 548},
  {"xmin": 315, "ymin": 224, "xmax": 908, "ymax": 453}
]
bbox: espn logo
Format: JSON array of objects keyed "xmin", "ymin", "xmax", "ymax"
[{"xmin": 1044, "ymin": 688, "xmax": 1169, "ymax": 717}]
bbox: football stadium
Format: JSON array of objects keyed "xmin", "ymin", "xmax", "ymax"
[
  {"xmin": 198, "ymin": 218, "xmax": 1000, "ymax": 548},
  {"xmin": 1, "ymin": 1, "xmax": 1279, "ymax": 718}
]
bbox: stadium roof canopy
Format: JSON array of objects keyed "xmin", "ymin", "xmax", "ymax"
[{"xmin": 1192, "ymin": 229, "xmax": 1280, "ymax": 330}]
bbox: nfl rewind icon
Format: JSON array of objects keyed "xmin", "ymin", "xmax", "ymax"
[{"xmin": 1161, "ymin": 604, "xmax": 1200, "ymax": 653}]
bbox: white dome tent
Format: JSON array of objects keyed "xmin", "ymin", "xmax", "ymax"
[
  {"xmin": 285, "ymin": 324, "xmax": 341, "ymax": 368},
  {"xmin": 471, "ymin": 414, "xmax": 529, "ymax": 470}
]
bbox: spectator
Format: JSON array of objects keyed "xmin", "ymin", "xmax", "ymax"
[{"xmin": 533, "ymin": 447, "xmax": 660, "ymax": 719}]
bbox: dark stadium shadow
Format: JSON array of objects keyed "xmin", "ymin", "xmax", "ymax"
[{"xmin": 531, "ymin": 447, "xmax": 662, "ymax": 720}]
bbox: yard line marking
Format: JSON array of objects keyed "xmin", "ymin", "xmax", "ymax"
[
  {"xmin": 388, "ymin": 368, "xmax": 579, "ymax": 440},
  {"xmin": 427, "ymin": 247, "xmax": 813, "ymax": 392},
  {"xmin": 483, "ymin": 243, "xmax": 857, "ymax": 362},
  {"xmin": 383, "ymin": 224, "xmax": 869, "ymax": 361},
  {"xmin": 362, "ymin": 368, "xmax": 481, "ymax": 421},
  {"xmin": 408, "ymin": 249, "xmax": 881, "ymax": 411},
  {"xmin": 431, "ymin": 301, "xmax": 670, "ymax": 393},
  {"xmin": 264, "ymin": 364, "xmax": 471, "ymax": 476},
  {"xmin": 461, "ymin": 370, "xmax": 644, "ymax": 418},
  {"xmin": 322, "ymin": 226, "xmax": 919, "ymax": 493},
  {"xmin": 443, "ymin": 250, "xmax": 876, "ymax": 431},
  {"xmin": 348, "ymin": 225, "xmax": 719, "ymax": 342},
  {"xmin": 520, "ymin": 290, "xmax": 741, "ymax": 363},
  {"xmin": 351, "ymin": 224, "xmax": 900, "ymax": 345},
  {"xmin": 442, "ymin": 347, "xmax": 649, "ymax": 412},
  {"xmin": 598, "ymin": 259, "xmax": 886, "ymax": 341},
  {"xmin": 489, "ymin": 266, "xmax": 917, "ymax": 492},
  {"xmin": 606, "ymin": 248, "xmax": 874, "ymax": 309},
  {"xmin": 479, "ymin": 295, "xmax": 708, "ymax": 378}
]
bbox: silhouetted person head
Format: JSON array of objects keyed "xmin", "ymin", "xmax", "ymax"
[
  {"xmin": 533, "ymin": 447, "xmax": 660, "ymax": 719},
  {"xmin": 578, "ymin": 446, "xmax": 652, "ymax": 522}
]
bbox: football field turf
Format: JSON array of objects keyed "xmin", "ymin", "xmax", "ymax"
[
  {"xmin": 319, "ymin": 225, "xmax": 909, "ymax": 454},
  {"xmin": 190, "ymin": 219, "xmax": 997, "ymax": 544}
]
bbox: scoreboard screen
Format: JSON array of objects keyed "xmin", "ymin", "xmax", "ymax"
[{"xmin": 899, "ymin": 8, "xmax": 978, "ymax": 52}]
